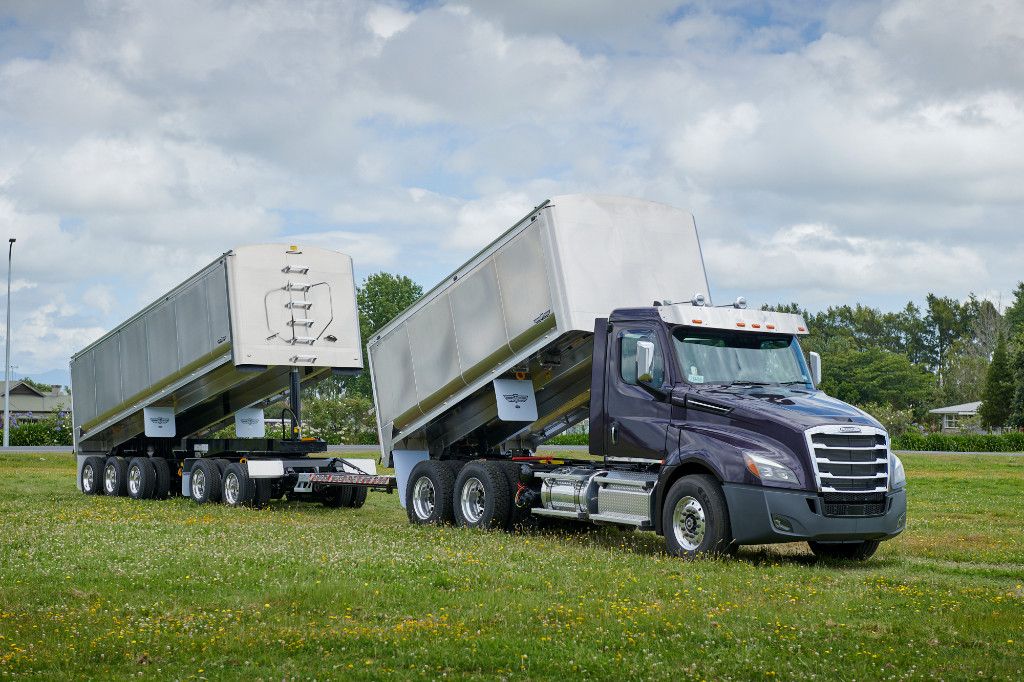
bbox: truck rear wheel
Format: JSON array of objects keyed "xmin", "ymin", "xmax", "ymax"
[
  {"xmin": 151, "ymin": 458, "xmax": 172, "ymax": 499},
  {"xmin": 189, "ymin": 460, "xmax": 222, "ymax": 504},
  {"xmin": 808, "ymin": 540, "xmax": 880, "ymax": 561},
  {"xmin": 222, "ymin": 463, "xmax": 256, "ymax": 507},
  {"xmin": 126, "ymin": 457, "xmax": 157, "ymax": 500},
  {"xmin": 102, "ymin": 456, "xmax": 128, "ymax": 496},
  {"xmin": 406, "ymin": 460, "xmax": 456, "ymax": 525},
  {"xmin": 496, "ymin": 460, "xmax": 533, "ymax": 530},
  {"xmin": 662, "ymin": 474, "xmax": 732, "ymax": 559},
  {"xmin": 453, "ymin": 461, "xmax": 510, "ymax": 530},
  {"xmin": 80, "ymin": 456, "xmax": 105, "ymax": 495}
]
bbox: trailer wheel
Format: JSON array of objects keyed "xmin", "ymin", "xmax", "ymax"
[
  {"xmin": 253, "ymin": 479, "xmax": 272, "ymax": 508},
  {"xmin": 453, "ymin": 461, "xmax": 511, "ymax": 530},
  {"xmin": 80, "ymin": 456, "xmax": 105, "ymax": 495},
  {"xmin": 222, "ymin": 463, "xmax": 256, "ymax": 507},
  {"xmin": 189, "ymin": 460, "xmax": 222, "ymax": 504},
  {"xmin": 405, "ymin": 460, "xmax": 456, "ymax": 525},
  {"xmin": 126, "ymin": 457, "xmax": 157, "ymax": 500},
  {"xmin": 662, "ymin": 474, "xmax": 733, "ymax": 559},
  {"xmin": 347, "ymin": 486, "xmax": 368, "ymax": 508},
  {"xmin": 322, "ymin": 485, "xmax": 353, "ymax": 508},
  {"xmin": 808, "ymin": 540, "xmax": 880, "ymax": 561},
  {"xmin": 496, "ymin": 461, "xmax": 533, "ymax": 530},
  {"xmin": 102, "ymin": 456, "xmax": 128, "ymax": 496},
  {"xmin": 151, "ymin": 458, "xmax": 172, "ymax": 500}
]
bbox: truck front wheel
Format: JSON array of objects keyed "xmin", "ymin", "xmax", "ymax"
[
  {"xmin": 808, "ymin": 540, "xmax": 880, "ymax": 561},
  {"xmin": 662, "ymin": 475, "xmax": 733, "ymax": 559}
]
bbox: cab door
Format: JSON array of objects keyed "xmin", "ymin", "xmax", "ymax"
[{"xmin": 604, "ymin": 325, "xmax": 672, "ymax": 461}]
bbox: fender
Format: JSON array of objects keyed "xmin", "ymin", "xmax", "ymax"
[{"xmin": 653, "ymin": 449, "xmax": 726, "ymax": 534}]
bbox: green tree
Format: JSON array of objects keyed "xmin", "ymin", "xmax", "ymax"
[
  {"xmin": 322, "ymin": 272, "xmax": 423, "ymax": 400},
  {"xmin": 940, "ymin": 339, "xmax": 989, "ymax": 406},
  {"xmin": 926, "ymin": 294, "xmax": 977, "ymax": 385},
  {"xmin": 978, "ymin": 332, "xmax": 1014, "ymax": 429},
  {"xmin": 1004, "ymin": 282, "xmax": 1024, "ymax": 342},
  {"xmin": 1009, "ymin": 341, "xmax": 1024, "ymax": 430},
  {"xmin": 819, "ymin": 348, "xmax": 937, "ymax": 418}
]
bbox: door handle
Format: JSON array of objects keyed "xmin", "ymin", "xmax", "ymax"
[{"xmin": 610, "ymin": 424, "xmax": 618, "ymax": 445}]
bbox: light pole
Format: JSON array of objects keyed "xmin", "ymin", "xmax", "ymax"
[{"xmin": 3, "ymin": 238, "xmax": 14, "ymax": 448}]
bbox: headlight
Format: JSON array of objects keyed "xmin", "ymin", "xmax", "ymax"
[
  {"xmin": 889, "ymin": 453, "xmax": 906, "ymax": 491},
  {"xmin": 743, "ymin": 452, "xmax": 799, "ymax": 485}
]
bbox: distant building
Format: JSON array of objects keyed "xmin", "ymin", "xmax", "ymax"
[
  {"xmin": 4, "ymin": 381, "xmax": 69, "ymax": 421},
  {"xmin": 928, "ymin": 401, "xmax": 981, "ymax": 432}
]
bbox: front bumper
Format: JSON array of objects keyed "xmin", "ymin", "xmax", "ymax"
[{"xmin": 722, "ymin": 483, "xmax": 907, "ymax": 545}]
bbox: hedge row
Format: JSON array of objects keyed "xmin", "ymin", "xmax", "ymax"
[
  {"xmin": 891, "ymin": 431, "xmax": 1024, "ymax": 453},
  {"xmin": 0, "ymin": 419, "xmax": 74, "ymax": 447}
]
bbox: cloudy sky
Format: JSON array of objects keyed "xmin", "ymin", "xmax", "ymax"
[{"xmin": 1, "ymin": 0, "xmax": 1022, "ymax": 382}]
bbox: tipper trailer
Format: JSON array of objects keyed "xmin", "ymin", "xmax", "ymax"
[
  {"xmin": 369, "ymin": 195, "xmax": 907, "ymax": 559},
  {"xmin": 72, "ymin": 243, "xmax": 395, "ymax": 508}
]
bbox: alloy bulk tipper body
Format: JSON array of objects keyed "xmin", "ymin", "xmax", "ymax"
[
  {"xmin": 370, "ymin": 195, "xmax": 907, "ymax": 559},
  {"xmin": 72, "ymin": 244, "xmax": 393, "ymax": 507}
]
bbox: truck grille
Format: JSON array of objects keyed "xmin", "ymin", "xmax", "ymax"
[
  {"xmin": 822, "ymin": 492, "xmax": 887, "ymax": 517},
  {"xmin": 806, "ymin": 426, "xmax": 889, "ymax": 495}
]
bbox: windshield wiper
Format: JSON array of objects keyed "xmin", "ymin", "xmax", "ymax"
[
  {"xmin": 777, "ymin": 380, "xmax": 811, "ymax": 386},
  {"xmin": 724, "ymin": 381, "xmax": 772, "ymax": 387}
]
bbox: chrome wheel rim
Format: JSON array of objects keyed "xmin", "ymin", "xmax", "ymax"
[
  {"xmin": 103, "ymin": 464, "xmax": 116, "ymax": 493},
  {"xmin": 672, "ymin": 496, "xmax": 706, "ymax": 551},
  {"xmin": 192, "ymin": 468, "xmax": 206, "ymax": 500},
  {"xmin": 460, "ymin": 477, "xmax": 486, "ymax": 524},
  {"xmin": 224, "ymin": 472, "xmax": 240, "ymax": 505},
  {"xmin": 82, "ymin": 465, "xmax": 95, "ymax": 492},
  {"xmin": 411, "ymin": 476, "xmax": 436, "ymax": 520},
  {"xmin": 128, "ymin": 465, "xmax": 142, "ymax": 495}
]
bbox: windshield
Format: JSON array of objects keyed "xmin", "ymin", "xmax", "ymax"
[{"xmin": 672, "ymin": 328, "xmax": 812, "ymax": 387}]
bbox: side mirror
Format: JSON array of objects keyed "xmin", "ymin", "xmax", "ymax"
[
  {"xmin": 636, "ymin": 340, "xmax": 656, "ymax": 384},
  {"xmin": 809, "ymin": 351, "xmax": 822, "ymax": 386}
]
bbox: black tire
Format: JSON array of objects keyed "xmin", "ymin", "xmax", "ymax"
[
  {"xmin": 126, "ymin": 457, "xmax": 157, "ymax": 500},
  {"xmin": 452, "ymin": 461, "xmax": 511, "ymax": 530},
  {"xmin": 405, "ymin": 460, "xmax": 457, "ymax": 525},
  {"xmin": 347, "ymin": 486, "xmax": 368, "ymax": 508},
  {"xmin": 151, "ymin": 458, "xmax": 172, "ymax": 500},
  {"xmin": 808, "ymin": 540, "xmax": 880, "ymax": 561},
  {"xmin": 222, "ymin": 463, "xmax": 256, "ymax": 507},
  {"xmin": 102, "ymin": 456, "xmax": 128, "ymax": 496},
  {"xmin": 254, "ymin": 479, "xmax": 272, "ymax": 508},
  {"xmin": 322, "ymin": 486, "xmax": 354, "ymax": 508},
  {"xmin": 80, "ymin": 456, "xmax": 105, "ymax": 495},
  {"xmin": 189, "ymin": 459, "xmax": 222, "ymax": 504},
  {"xmin": 662, "ymin": 474, "xmax": 733, "ymax": 559},
  {"xmin": 496, "ymin": 460, "xmax": 533, "ymax": 530}
]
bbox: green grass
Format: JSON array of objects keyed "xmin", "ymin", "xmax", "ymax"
[{"xmin": 1, "ymin": 453, "xmax": 1022, "ymax": 680}]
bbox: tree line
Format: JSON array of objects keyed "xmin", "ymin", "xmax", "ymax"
[{"xmin": 766, "ymin": 282, "xmax": 1024, "ymax": 431}]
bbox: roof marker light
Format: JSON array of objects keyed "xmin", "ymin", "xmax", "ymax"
[
  {"xmin": 766, "ymin": 324, "xmax": 776, "ymax": 330},
  {"xmin": 691, "ymin": 319, "xmax": 703, "ymax": 324},
  {"xmin": 798, "ymin": 326, "xmax": 806, "ymax": 332},
  {"xmin": 736, "ymin": 322, "xmax": 746, "ymax": 327},
  {"xmin": 751, "ymin": 323, "xmax": 761, "ymax": 329}
]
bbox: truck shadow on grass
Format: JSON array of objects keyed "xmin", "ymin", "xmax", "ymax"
[{"xmin": 517, "ymin": 520, "xmax": 892, "ymax": 568}]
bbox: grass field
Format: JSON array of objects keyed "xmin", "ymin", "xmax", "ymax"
[{"xmin": 1, "ymin": 452, "xmax": 1022, "ymax": 680}]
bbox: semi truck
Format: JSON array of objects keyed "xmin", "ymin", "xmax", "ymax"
[
  {"xmin": 71, "ymin": 243, "xmax": 394, "ymax": 507},
  {"xmin": 368, "ymin": 195, "xmax": 907, "ymax": 559}
]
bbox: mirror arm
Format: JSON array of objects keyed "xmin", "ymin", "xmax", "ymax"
[{"xmin": 638, "ymin": 382, "xmax": 669, "ymax": 401}]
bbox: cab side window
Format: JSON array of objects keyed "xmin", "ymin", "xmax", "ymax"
[{"xmin": 619, "ymin": 330, "xmax": 665, "ymax": 386}]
